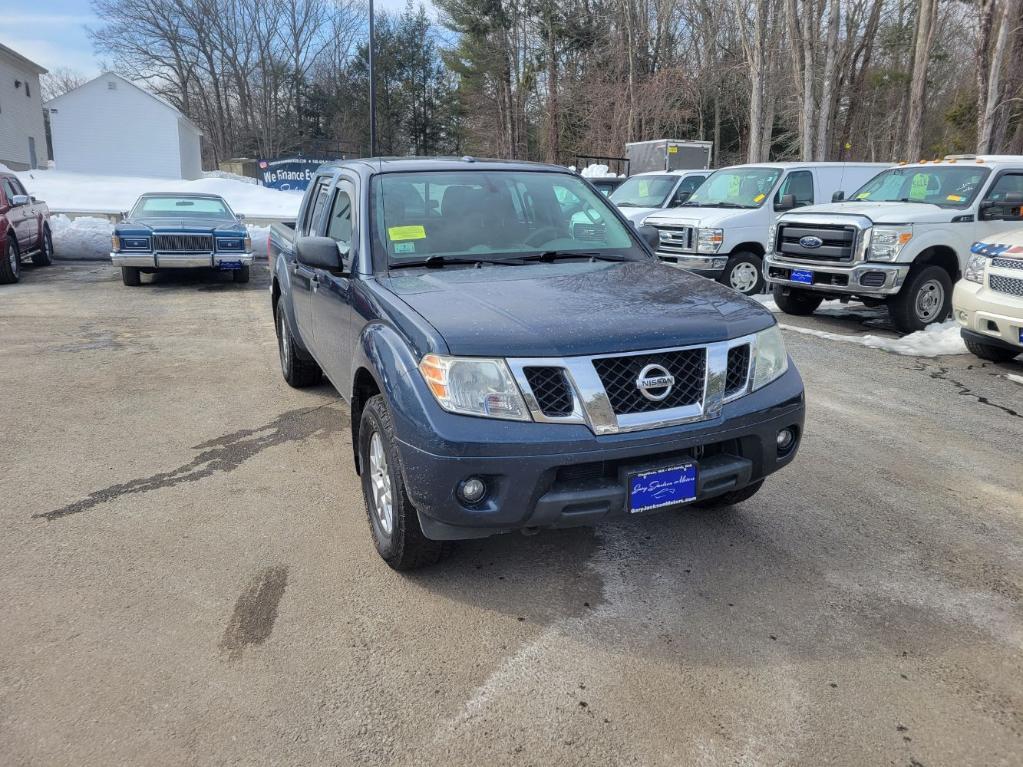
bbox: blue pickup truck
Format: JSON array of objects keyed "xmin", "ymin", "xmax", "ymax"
[
  {"xmin": 111, "ymin": 193, "xmax": 252, "ymax": 286},
  {"xmin": 269, "ymin": 158, "xmax": 804, "ymax": 570}
]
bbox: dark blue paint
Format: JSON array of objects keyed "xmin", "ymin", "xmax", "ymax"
[{"xmin": 270, "ymin": 158, "xmax": 806, "ymax": 540}]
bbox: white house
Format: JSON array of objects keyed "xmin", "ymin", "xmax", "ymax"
[
  {"xmin": 46, "ymin": 72, "xmax": 202, "ymax": 179},
  {"xmin": 0, "ymin": 43, "xmax": 49, "ymax": 171}
]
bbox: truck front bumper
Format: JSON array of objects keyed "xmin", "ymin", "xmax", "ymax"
[
  {"xmin": 111, "ymin": 252, "xmax": 254, "ymax": 269},
  {"xmin": 658, "ymin": 253, "xmax": 727, "ymax": 276},
  {"xmin": 764, "ymin": 254, "xmax": 909, "ymax": 296},
  {"xmin": 396, "ymin": 367, "xmax": 805, "ymax": 541},
  {"xmin": 953, "ymin": 278, "xmax": 1023, "ymax": 352}
]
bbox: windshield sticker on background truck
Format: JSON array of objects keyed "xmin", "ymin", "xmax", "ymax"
[
  {"xmin": 393, "ymin": 242, "xmax": 416, "ymax": 254},
  {"xmin": 388, "ymin": 225, "xmax": 426, "ymax": 241}
]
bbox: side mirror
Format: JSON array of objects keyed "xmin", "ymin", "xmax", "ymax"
[
  {"xmin": 832, "ymin": 190, "xmax": 845, "ymax": 202},
  {"xmin": 776, "ymin": 193, "xmax": 796, "ymax": 211},
  {"xmin": 295, "ymin": 235, "xmax": 342, "ymax": 270},
  {"xmin": 10, "ymin": 194, "xmax": 30, "ymax": 207},
  {"xmin": 671, "ymin": 191, "xmax": 692, "ymax": 207},
  {"xmin": 979, "ymin": 199, "xmax": 1023, "ymax": 221},
  {"xmin": 236, "ymin": 213, "xmax": 246, "ymax": 221},
  {"xmin": 637, "ymin": 224, "xmax": 660, "ymax": 250}
]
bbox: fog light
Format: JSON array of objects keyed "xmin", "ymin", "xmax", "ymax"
[
  {"xmin": 458, "ymin": 477, "xmax": 487, "ymax": 504},
  {"xmin": 956, "ymin": 310, "xmax": 969, "ymax": 322},
  {"xmin": 776, "ymin": 428, "xmax": 796, "ymax": 454}
]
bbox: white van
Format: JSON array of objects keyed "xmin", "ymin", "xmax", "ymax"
[
  {"xmin": 609, "ymin": 169, "xmax": 712, "ymax": 225},
  {"xmin": 643, "ymin": 162, "xmax": 890, "ymax": 295}
]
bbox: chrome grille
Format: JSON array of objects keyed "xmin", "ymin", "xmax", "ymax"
[
  {"xmin": 777, "ymin": 223, "xmax": 856, "ymax": 262},
  {"xmin": 592, "ymin": 349, "xmax": 706, "ymax": 415},
  {"xmin": 990, "ymin": 274, "xmax": 1023, "ymax": 297},
  {"xmin": 153, "ymin": 233, "xmax": 214, "ymax": 253},
  {"xmin": 991, "ymin": 257, "xmax": 1023, "ymax": 271},
  {"xmin": 523, "ymin": 367, "xmax": 574, "ymax": 417},
  {"xmin": 725, "ymin": 344, "xmax": 751, "ymax": 396},
  {"xmin": 654, "ymin": 226, "xmax": 695, "ymax": 256}
]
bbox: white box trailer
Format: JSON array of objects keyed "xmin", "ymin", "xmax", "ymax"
[{"xmin": 626, "ymin": 140, "xmax": 713, "ymax": 174}]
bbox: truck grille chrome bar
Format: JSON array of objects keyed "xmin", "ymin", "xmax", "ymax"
[
  {"xmin": 153, "ymin": 233, "xmax": 214, "ymax": 253},
  {"xmin": 507, "ymin": 335, "xmax": 758, "ymax": 435}
]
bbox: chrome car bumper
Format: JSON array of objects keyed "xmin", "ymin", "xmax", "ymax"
[
  {"xmin": 658, "ymin": 253, "xmax": 728, "ymax": 274},
  {"xmin": 111, "ymin": 252, "xmax": 254, "ymax": 269},
  {"xmin": 764, "ymin": 254, "xmax": 910, "ymax": 296}
]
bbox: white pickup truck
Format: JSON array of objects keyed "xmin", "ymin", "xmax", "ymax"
[
  {"xmin": 765, "ymin": 155, "xmax": 1023, "ymax": 332},
  {"xmin": 644, "ymin": 162, "xmax": 889, "ymax": 296}
]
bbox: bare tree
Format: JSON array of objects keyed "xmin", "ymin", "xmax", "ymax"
[
  {"xmin": 904, "ymin": 0, "xmax": 938, "ymax": 160},
  {"xmin": 41, "ymin": 67, "xmax": 89, "ymax": 102}
]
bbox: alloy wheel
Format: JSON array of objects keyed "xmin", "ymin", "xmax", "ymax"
[
  {"xmin": 730, "ymin": 261, "xmax": 759, "ymax": 294},
  {"xmin": 368, "ymin": 432, "xmax": 394, "ymax": 536}
]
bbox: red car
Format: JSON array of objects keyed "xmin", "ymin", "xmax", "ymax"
[{"xmin": 0, "ymin": 172, "xmax": 54, "ymax": 284}]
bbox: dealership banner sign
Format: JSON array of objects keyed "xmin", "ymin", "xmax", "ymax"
[{"xmin": 258, "ymin": 158, "xmax": 334, "ymax": 191}]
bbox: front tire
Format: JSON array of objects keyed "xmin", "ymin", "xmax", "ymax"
[
  {"xmin": 121, "ymin": 266, "xmax": 141, "ymax": 286},
  {"xmin": 275, "ymin": 302, "xmax": 321, "ymax": 387},
  {"xmin": 359, "ymin": 394, "xmax": 450, "ymax": 570},
  {"xmin": 887, "ymin": 265, "xmax": 952, "ymax": 333},
  {"xmin": 720, "ymin": 252, "xmax": 765, "ymax": 296},
  {"xmin": 0, "ymin": 239, "xmax": 21, "ymax": 284},
  {"xmin": 964, "ymin": 336, "xmax": 1019, "ymax": 362},
  {"xmin": 772, "ymin": 284, "xmax": 823, "ymax": 316},
  {"xmin": 233, "ymin": 265, "xmax": 250, "ymax": 283},
  {"xmin": 33, "ymin": 227, "xmax": 53, "ymax": 266}
]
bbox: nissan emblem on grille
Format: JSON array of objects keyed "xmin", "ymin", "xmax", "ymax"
[
  {"xmin": 636, "ymin": 364, "xmax": 675, "ymax": 401},
  {"xmin": 799, "ymin": 235, "xmax": 823, "ymax": 249}
]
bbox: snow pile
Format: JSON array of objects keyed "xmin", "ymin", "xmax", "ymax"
[
  {"xmin": 246, "ymin": 224, "xmax": 272, "ymax": 260},
  {"xmin": 51, "ymin": 215, "xmax": 113, "ymax": 260},
  {"xmin": 780, "ymin": 319, "xmax": 967, "ymax": 358},
  {"xmin": 15, "ymin": 169, "xmax": 301, "ymax": 218},
  {"xmin": 580, "ymin": 164, "xmax": 626, "ymax": 178},
  {"xmin": 202, "ymin": 169, "xmax": 258, "ymax": 185}
]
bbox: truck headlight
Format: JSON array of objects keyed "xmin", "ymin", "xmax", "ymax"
[
  {"xmin": 869, "ymin": 227, "xmax": 913, "ymax": 261},
  {"xmin": 767, "ymin": 224, "xmax": 777, "ymax": 254},
  {"xmin": 111, "ymin": 234, "xmax": 121, "ymax": 252},
  {"xmin": 697, "ymin": 228, "xmax": 724, "ymax": 253},
  {"xmin": 752, "ymin": 325, "xmax": 788, "ymax": 390},
  {"xmin": 963, "ymin": 253, "xmax": 988, "ymax": 284},
  {"xmin": 419, "ymin": 354, "xmax": 530, "ymax": 421}
]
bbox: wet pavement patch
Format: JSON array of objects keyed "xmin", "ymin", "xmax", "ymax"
[
  {"xmin": 220, "ymin": 565, "xmax": 289, "ymax": 660},
  {"xmin": 35, "ymin": 402, "xmax": 343, "ymax": 521}
]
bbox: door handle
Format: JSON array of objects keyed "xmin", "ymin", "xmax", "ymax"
[{"xmin": 311, "ymin": 274, "xmax": 319, "ymax": 292}]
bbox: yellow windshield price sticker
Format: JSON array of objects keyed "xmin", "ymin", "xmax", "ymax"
[
  {"xmin": 388, "ymin": 225, "xmax": 426, "ymax": 241},
  {"xmin": 638, "ymin": 180, "xmax": 650, "ymax": 196},
  {"xmin": 947, "ymin": 194, "xmax": 963, "ymax": 202},
  {"xmin": 753, "ymin": 193, "xmax": 765, "ymax": 203},
  {"xmin": 668, "ymin": 146, "xmax": 678, "ymax": 154},
  {"xmin": 856, "ymin": 192, "xmax": 870, "ymax": 199}
]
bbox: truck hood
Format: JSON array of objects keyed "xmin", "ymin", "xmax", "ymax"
[
  {"xmin": 118, "ymin": 217, "xmax": 245, "ymax": 233},
  {"xmin": 380, "ymin": 260, "xmax": 774, "ymax": 357},
  {"xmin": 785, "ymin": 202, "xmax": 957, "ymax": 224},
  {"xmin": 616, "ymin": 206, "xmax": 660, "ymax": 225},
  {"xmin": 643, "ymin": 206, "xmax": 761, "ymax": 229}
]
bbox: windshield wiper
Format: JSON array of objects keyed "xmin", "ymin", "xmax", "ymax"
[
  {"xmin": 389, "ymin": 255, "xmax": 525, "ymax": 269},
  {"xmin": 680, "ymin": 201, "xmax": 748, "ymax": 209},
  {"xmin": 615, "ymin": 202, "xmax": 638, "ymax": 207},
  {"xmin": 522, "ymin": 251, "xmax": 629, "ymax": 263}
]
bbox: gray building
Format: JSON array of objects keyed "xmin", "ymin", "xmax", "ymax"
[{"xmin": 0, "ymin": 43, "xmax": 49, "ymax": 171}]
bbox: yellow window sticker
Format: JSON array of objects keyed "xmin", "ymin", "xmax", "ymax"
[
  {"xmin": 946, "ymin": 194, "xmax": 963, "ymax": 202},
  {"xmin": 753, "ymin": 193, "xmax": 765, "ymax": 203},
  {"xmin": 909, "ymin": 174, "xmax": 929, "ymax": 200},
  {"xmin": 388, "ymin": 225, "xmax": 426, "ymax": 241},
  {"xmin": 638, "ymin": 180, "xmax": 650, "ymax": 197},
  {"xmin": 856, "ymin": 192, "xmax": 871, "ymax": 200},
  {"xmin": 667, "ymin": 146, "xmax": 679, "ymax": 154}
]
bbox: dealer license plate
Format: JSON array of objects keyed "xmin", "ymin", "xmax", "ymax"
[
  {"xmin": 790, "ymin": 269, "xmax": 814, "ymax": 285},
  {"xmin": 218, "ymin": 260, "xmax": 243, "ymax": 270},
  {"xmin": 628, "ymin": 463, "xmax": 698, "ymax": 513}
]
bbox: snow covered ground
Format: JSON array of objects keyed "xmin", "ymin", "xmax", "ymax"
[{"xmin": 15, "ymin": 169, "xmax": 301, "ymax": 219}]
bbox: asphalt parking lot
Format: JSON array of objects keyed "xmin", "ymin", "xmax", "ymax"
[{"xmin": 2, "ymin": 261, "xmax": 1022, "ymax": 766}]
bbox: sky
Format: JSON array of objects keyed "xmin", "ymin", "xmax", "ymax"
[{"xmin": 1, "ymin": 0, "xmax": 433, "ymax": 80}]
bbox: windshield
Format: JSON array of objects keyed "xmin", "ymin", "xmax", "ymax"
[
  {"xmin": 610, "ymin": 175, "xmax": 678, "ymax": 207},
  {"xmin": 684, "ymin": 167, "xmax": 782, "ymax": 208},
  {"xmin": 132, "ymin": 196, "xmax": 233, "ymax": 218},
  {"xmin": 849, "ymin": 166, "xmax": 990, "ymax": 208},
  {"xmin": 372, "ymin": 170, "xmax": 645, "ymax": 266}
]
